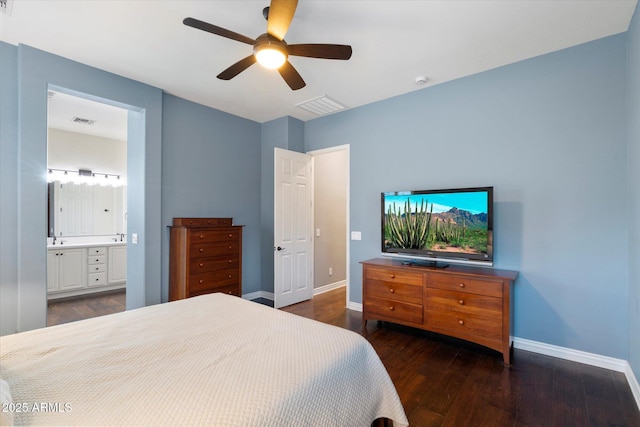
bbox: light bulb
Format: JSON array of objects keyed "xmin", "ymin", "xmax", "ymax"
[{"xmin": 255, "ymin": 47, "xmax": 287, "ymax": 69}]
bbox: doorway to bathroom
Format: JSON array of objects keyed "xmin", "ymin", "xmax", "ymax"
[{"xmin": 46, "ymin": 90, "xmax": 128, "ymax": 325}]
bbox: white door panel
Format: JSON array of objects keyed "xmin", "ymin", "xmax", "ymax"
[{"xmin": 274, "ymin": 148, "xmax": 313, "ymax": 309}]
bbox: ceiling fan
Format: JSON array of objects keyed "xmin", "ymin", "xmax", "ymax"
[{"xmin": 183, "ymin": 0, "xmax": 352, "ymax": 90}]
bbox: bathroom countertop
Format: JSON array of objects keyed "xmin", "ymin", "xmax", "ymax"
[{"xmin": 47, "ymin": 241, "xmax": 127, "ymax": 250}]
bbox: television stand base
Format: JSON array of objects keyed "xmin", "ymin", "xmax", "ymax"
[{"xmin": 402, "ymin": 260, "xmax": 449, "ymax": 269}]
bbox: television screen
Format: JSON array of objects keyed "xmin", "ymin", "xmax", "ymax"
[{"xmin": 381, "ymin": 187, "xmax": 493, "ymax": 266}]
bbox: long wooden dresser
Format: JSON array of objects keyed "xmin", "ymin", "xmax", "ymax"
[
  {"xmin": 169, "ymin": 218, "xmax": 243, "ymax": 301},
  {"xmin": 361, "ymin": 258, "xmax": 518, "ymax": 364}
]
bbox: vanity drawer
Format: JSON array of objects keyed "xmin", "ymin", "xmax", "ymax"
[
  {"xmin": 88, "ymin": 263, "xmax": 107, "ymax": 274},
  {"xmin": 88, "ymin": 272, "xmax": 107, "ymax": 287},
  {"xmin": 88, "ymin": 247, "xmax": 106, "ymax": 256},
  {"xmin": 88, "ymin": 255, "xmax": 106, "ymax": 265}
]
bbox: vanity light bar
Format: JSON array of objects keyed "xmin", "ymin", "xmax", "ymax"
[{"xmin": 47, "ymin": 168, "xmax": 125, "ymax": 187}]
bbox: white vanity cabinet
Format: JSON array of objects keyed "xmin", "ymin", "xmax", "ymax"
[
  {"xmin": 47, "ymin": 247, "xmax": 87, "ymax": 293},
  {"xmin": 108, "ymin": 245, "xmax": 127, "ymax": 285},
  {"xmin": 47, "ymin": 244, "xmax": 126, "ymax": 299}
]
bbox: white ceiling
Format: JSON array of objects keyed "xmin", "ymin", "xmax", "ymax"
[{"xmin": 2, "ymin": 0, "xmax": 637, "ymax": 129}]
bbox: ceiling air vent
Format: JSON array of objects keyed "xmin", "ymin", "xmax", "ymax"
[
  {"xmin": 72, "ymin": 117, "xmax": 95, "ymax": 125},
  {"xmin": 296, "ymin": 95, "xmax": 346, "ymax": 116}
]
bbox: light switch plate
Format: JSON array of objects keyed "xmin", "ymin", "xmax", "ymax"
[{"xmin": 351, "ymin": 231, "xmax": 362, "ymax": 240}]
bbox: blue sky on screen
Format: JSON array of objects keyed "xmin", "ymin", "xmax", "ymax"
[{"xmin": 384, "ymin": 191, "xmax": 488, "ymax": 215}]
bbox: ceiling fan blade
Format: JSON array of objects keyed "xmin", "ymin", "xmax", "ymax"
[
  {"xmin": 217, "ymin": 55, "xmax": 257, "ymax": 80},
  {"xmin": 288, "ymin": 44, "xmax": 353, "ymax": 60},
  {"xmin": 278, "ymin": 61, "xmax": 306, "ymax": 90},
  {"xmin": 183, "ymin": 17, "xmax": 255, "ymax": 45},
  {"xmin": 266, "ymin": 0, "xmax": 298, "ymax": 41}
]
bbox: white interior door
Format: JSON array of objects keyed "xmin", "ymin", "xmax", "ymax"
[{"xmin": 274, "ymin": 148, "xmax": 313, "ymax": 309}]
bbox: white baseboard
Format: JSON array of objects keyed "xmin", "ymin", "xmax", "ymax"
[
  {"xmin": 242, "ymin": 290, "xmax": 273, "ymax": 301},
  {"xmin": 514, "ymin": 337, "xmax": 640, "ymax": 411},
  {"xmin": 243, "ymin": 282, "xmax": 346, "ymax": 302},
  {"xmin": 314, "ymin": 280, "xmax": 346, "ymax": 296},
  {"xmin": 347, "ymin": 301, "xmax": 362, "ymax": 312}
]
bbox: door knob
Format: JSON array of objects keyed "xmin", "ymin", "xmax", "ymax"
[{"xmin": 276, "ymin": 246, "xmax": 285, "ymax": 251}]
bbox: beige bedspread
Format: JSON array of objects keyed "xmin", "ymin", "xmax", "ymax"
[{"xmin": 0, "ymin": 293, "xmax": 408, "ymax": 426}]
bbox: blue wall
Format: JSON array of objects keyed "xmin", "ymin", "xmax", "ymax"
[
  {"xmin": 0, "ymin": 43, "xmax": 163, "ymax": 334},
  {"xmin": 627, "ymin": 6, "xmax": 640, "ymax": 382},
  {"xmin": 305, "ymin": 34, "xmax": 629, "ymax": 359},
  {"xmin": 161, "ymin": 94, "xmax": 262, "ymax": 298}
]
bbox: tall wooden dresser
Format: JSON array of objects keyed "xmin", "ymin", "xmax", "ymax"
[{"xmin": 169, "ymin": 218, "xmax": 243, "ymax": 301}]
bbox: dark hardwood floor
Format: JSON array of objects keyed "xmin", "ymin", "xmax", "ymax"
[
  {"xmin": 44, "ymin": 287, "xmax": 639, "ymax": 426},
  {"xmin": 282, "ymin": 287, "xmax": 640, "ymax": 427},
  {"xmin": 47, "ymin": 290, "xmax": 126, "ymax": 326}
]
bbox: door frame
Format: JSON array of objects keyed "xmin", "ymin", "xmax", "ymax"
[{"xmin": 307, "ymin": 144, "xmax": 350, "ymax": 308}]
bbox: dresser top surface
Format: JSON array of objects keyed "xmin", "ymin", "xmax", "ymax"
[{"xmin": 361, "ymin": 258, "xmax": 518, "ymax": 281}]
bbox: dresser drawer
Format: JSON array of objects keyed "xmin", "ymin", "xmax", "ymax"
[
  {"xmin": 190, "ymin": 284, "xmax": 239, "ymax": 298},
  {"xmin": 189, "ymin": 269, "xmax": 240, "ymax": 293},
  {"xmin": 365, "ymin": 266, "xmax": 423, "ymax": 286},
  {"xmin": 427, "ymin": 273, "xmax": 503, "ymax": 297},
  {"xmin": 189, "ymin": 229, "xmax": 240, "ymax": 244},
  {"xmin": 364, "ymin": 296, "xmax": 423, "ymax": 324},
  {"xmin": 189, "ymin": 257, "xmax": 240, "ymax": 273},
  {"xmin": 88, "ymin": 255, "xmax": 106, "ymax": 265},
  {"xmin": 190, "ymin": 241, "xmax": 240, "ymax": 259},
  {"xmin": 366, "ymin": 279, "xmax": 422, "ymax": 305},
  {"xmin": 426, "ymin": 310, "xmax": 502, "ymax": 342},
  {"xmin": 426, "ymin": 288, "xmax": 502, "ymax": 317}
]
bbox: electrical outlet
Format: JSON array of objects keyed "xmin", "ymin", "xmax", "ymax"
[{"xmin": 132, "ymin": 233, "xmax": 138, "ymax": 244}]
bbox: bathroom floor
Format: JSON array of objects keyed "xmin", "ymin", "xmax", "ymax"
[{"xmin": 47, "ymin": 290, "xmax": 126, "ymax": 326}]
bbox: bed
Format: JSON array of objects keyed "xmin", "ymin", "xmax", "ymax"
[{"xmin": 0, "ymin": 293, "xmax": 408, "ymax": 426}]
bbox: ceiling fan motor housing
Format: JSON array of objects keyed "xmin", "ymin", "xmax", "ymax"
[{"xmin": 253, "ymin": 34, "xmax": 289, "ymax": 69}]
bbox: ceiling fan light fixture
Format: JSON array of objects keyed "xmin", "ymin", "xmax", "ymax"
[
  {"xmin": 255, "ymin": 47, "xmax": 287, "ymax": 69},
  {"xmin": 254, "ymin": 34, "xmax": 288, "ymax": 69}
]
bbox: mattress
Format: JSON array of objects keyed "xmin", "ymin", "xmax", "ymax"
[{"xmin": 0, "ymin": 293, "xmax": 408, "ymax": 426}]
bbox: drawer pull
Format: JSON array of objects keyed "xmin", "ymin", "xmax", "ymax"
[
  {"xmin": 458, "ymin": 319, "xmax": 464, "ymax": 325},
  {"xmin": 228, "ymin": 259, "xmax": 232, "ymax": 263},
  {"xmin": 95, "ymin": 278, "xmax": 99, "ymax": 282},
  {"xmin": 199, "ymin": 279, "xmax": 204, "ymax": 284},
  {"xmin": 389, "ymin": 306, "xmax": 395, "ymax": 311},
  {"xmin": 389, "ymin": 288, "xmax": 395, "ymax": 293},
  {"xmin": 228, "ymin": 274, "xmax": 232, "ymax": 278},
  {"xmin": 458, "ymin": 299, "xmax": 464, "ymax": 305},
  {"xmin": 95, "ymin": 259, "xmax": 100, "ymax": 262},
  {"xmin": 228, "ymin": 246, "xmax": 232, "ymax": 250},
  {"xmin": 199, "ymin": 263, "xmax": 204, "ymax": 267},
  {"xmin": 228, "ymin": 234, "xmax": 233, "ymax": 238},
  {"xmin": 199, "ymin": 248, "xmax": 204, "ymax": 253},
  {"xmin": 95, "ymin": 267, "xmax": 99, "ymax": 271},
  {"xmin": 199, "ymin": 235, "xmax": 204, "ymax": 239},
  {"xmin": 390, "ymin": 274, "xmax": 395, "ymax": 279},
  {"xmin": 459, "ymin": 283, "xmax": 465, "ymax": 288}
]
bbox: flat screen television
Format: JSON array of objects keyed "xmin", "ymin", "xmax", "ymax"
[{"xmin": 381, "ymin": 186, "xmax": 493, "ymax": 267}]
